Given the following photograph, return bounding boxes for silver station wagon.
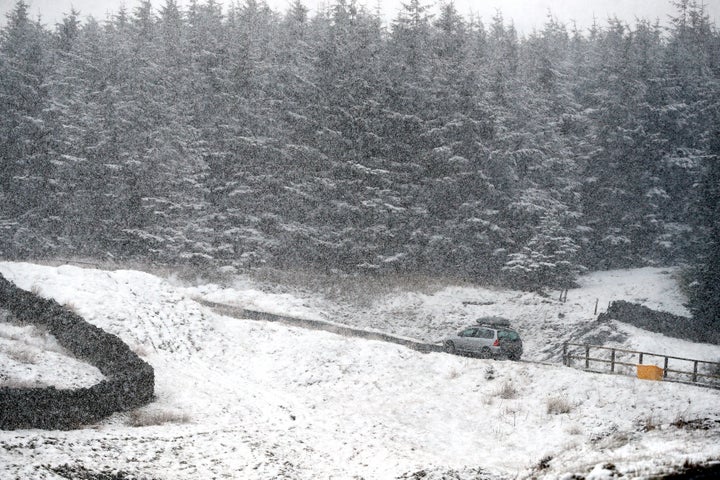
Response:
[443,318,523,360]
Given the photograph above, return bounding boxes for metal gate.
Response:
[562,342,720,388]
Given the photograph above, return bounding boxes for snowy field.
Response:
[1,261,719,479]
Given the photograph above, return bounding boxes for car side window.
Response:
[498,330,519,340]
[476,328,494,339]
[459,328,477,337]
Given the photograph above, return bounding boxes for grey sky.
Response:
[1,0,719,33]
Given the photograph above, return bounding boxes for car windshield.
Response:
[498,330,519,341]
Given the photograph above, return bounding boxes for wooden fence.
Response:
[562,342,720,388]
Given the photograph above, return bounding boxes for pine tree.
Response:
[670,1,720,334]
[574,18,670,269]
[687,131,720,336]
[0,1,52,256]
[43,13,101,255]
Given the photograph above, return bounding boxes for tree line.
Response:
[0,0,718,323]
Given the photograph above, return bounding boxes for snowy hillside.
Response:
[1,262,719,479]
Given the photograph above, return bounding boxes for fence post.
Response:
[585,344,590,369]
[594,298,599,315]
[562,343,568,366]
[559,289,568,303]
[663,357,669,379]
[639,352,644,364]
[693,361,698,383]
[610,349,616,373]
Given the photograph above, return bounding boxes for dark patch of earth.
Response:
[45,464,156,480]
[396,467,502,480]
[658,461,720,479]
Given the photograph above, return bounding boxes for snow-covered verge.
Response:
[1,262,719,479]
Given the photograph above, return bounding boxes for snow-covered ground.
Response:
[0,318,104,390]
[1,261,719,479]
[190,266,715,364]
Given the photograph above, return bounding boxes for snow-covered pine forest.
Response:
[0,0,719,327]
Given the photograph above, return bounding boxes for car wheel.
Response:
[444,341,456,354]
[480,347,492,359]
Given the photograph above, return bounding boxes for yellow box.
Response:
[637,364,664,381]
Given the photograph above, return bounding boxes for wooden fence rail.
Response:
[562,342,720,388]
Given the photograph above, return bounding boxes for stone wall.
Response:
[0,273,154,430]
[598,300,719,345]
[198,298,445,354]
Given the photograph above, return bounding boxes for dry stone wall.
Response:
[0,273,154,430]
[598,300,719,345]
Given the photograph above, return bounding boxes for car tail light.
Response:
[493,338,499,347]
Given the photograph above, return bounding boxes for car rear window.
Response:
[498,330,520,341]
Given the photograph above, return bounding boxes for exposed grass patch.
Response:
[446,367,461,380]
[63,301,80,314]
[546,396,574,415]
[566,424,582,435]
[536,455,552,471]
[639,414,659,432]
[5,346,39,364]
[671,417,720,430]
[128,408,191,427]
[495,382,517,399]
[47,463,138,480]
